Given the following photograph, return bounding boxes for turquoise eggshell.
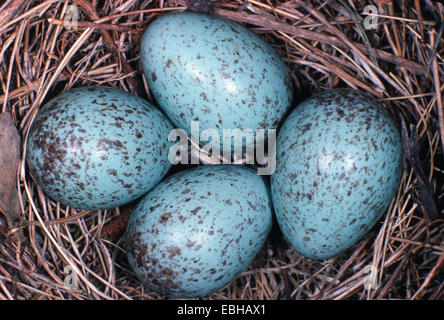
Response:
[126,165,272,298]
[140,11,293,150]
[26,86,174,210]
[271,89,403,259]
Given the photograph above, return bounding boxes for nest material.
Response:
[0,0,443,300]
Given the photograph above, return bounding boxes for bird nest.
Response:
[0,0,443,300]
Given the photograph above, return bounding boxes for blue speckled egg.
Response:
[140,11,293,150]
[271,89,403,260]
[126,165,272,298]
[26,86,174,210]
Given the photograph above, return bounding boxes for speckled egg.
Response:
[140,11,293,150]
[126,165,272,298]
[271,89,403,260]
[26,86,174,210]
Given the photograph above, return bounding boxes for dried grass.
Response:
[0,0,443,300]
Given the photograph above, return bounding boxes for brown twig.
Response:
[412,254,444,299]
[0,0,31,30]
[214,8,426,75]
[431,31,444,164]
[47,18,143,32]
[73,0,142,94]
[0,0,442,301]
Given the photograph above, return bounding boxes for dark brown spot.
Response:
[149,204,161,212]
[167,246,181,258]
[191,206,202,214]
[246,200,256,211]
[159,212,171,224]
